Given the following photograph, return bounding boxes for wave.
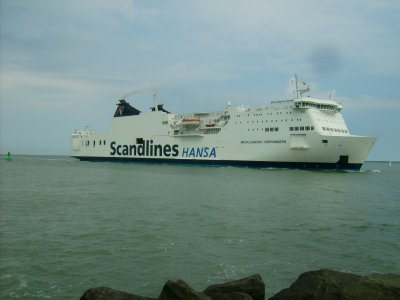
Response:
[21,156,76,162]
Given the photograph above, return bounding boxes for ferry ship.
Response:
[71,77,376,170]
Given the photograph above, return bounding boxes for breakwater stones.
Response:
[80,274,263,300]
[270,269,400,300]
[80,269,400,300]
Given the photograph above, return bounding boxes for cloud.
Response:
[176,1,400,76]
[2,1,399,87]
[341,95,400,110]
[1,70,110,106]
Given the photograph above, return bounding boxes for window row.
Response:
[289,126,314,131]
[235,118,302,125]
[322,127,348,133]
[247,127,279,132]
[83,140,107,147]
[236,111,292,117]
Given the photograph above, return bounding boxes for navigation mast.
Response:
[294,74,310,98]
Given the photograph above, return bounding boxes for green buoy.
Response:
[6,152,13,161]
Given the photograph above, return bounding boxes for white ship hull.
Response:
[71,97,376,170]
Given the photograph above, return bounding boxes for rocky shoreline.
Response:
[80,269,400,300]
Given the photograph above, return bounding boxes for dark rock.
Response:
[342,273,400,300]
[269,269,400,300]
[211,292,253,300]
[203,274,265,300]
[159,279,211,300]
[80,287,156,300]
[269,269,360,300]
[80,270,400,300]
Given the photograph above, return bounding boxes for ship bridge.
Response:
[293,98,342,112]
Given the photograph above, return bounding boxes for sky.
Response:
[1,0,399,160]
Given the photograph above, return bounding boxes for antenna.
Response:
[153,94,158,111]
[294,74,310,98]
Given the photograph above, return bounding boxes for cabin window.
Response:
[305,126,310,131]
[322,140,328,144]
[265,128,269,132]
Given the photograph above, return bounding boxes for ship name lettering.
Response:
[182,147,216,158]
[240,140,287,144]
[110,141,179,157]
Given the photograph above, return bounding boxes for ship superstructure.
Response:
[71,78,376,170]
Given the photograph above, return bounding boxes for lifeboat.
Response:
[180,118,201,126]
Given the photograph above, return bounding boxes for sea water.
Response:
[0,156,399,299]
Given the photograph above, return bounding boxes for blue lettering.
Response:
[209,148,216,158]
[189,148,196,158]
[196,148,203,157]
[182,147,189,157]
[203,147,209,157]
